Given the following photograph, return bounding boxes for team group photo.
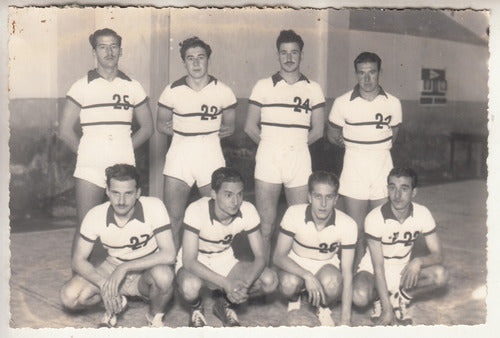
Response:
[7,5,489,330]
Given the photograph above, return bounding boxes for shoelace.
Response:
[192,309,207,326]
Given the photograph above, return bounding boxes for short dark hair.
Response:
[89,28,122,49]
[308,171,340,194]
[105,164,139,188]
[354,52,382,71]
[387,167,418,189]
[179,36,212,60]
[211,167,244,192]
[276,30,304,51]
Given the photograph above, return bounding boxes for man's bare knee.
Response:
[260,269,278,293]
[318,266,342,301]
[432,265,449,288]
[352,271,375,307]
[178,271,203,302]
[60,280,82,310]
[279,272,302,297]
[149,264,174,293]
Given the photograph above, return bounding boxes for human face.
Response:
[184,46,209,79]
[93,35,122,70]
[212,181,244,219]
[387,176,416,212]
[308,182,338,221]
[106,178,140,219]
[355,62,380,94]
[278,42,302,73]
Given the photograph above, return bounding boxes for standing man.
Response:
[59,164,176,327]
[176,167,278,327]
[353,168,448,325]
[327,52,402,269]
[58,28,154,250]
[157,37,237,249]
[244,30,325,259]
[273,171,358,326]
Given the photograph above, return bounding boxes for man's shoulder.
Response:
[365,204,384,220]
[138,196,164,208]
[239,200,259,217]
[335,208,357,226]
[186,196,210,212]
[252,76,273,88]
[334,89,355,103]
[411,202,433,218]
[83,201,110,224]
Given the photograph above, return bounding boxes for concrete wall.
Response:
[8,7,488,219]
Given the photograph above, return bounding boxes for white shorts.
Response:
[96,256,143,297]
[74,133,135,188]
[288,250,340,276]
[339,148,393,200]
[255,142,311,188]
[163,135,225,187]
[175,247,239,278]
[357,252,406,294]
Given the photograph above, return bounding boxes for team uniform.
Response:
[358,202,436,293]
[176,197,260,277]
[78,196,171,296]
[280,204,357,275]
[158,76,237,187]
[249,73,325,188]
[66,69,148,188]
[328,85,402,199]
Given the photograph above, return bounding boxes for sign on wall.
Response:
[420,68,447,105]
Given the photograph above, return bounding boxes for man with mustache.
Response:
[245,30,326,261]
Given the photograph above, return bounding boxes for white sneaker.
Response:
[370,299,382,319]
[146,312,165,327]
[287,297,301,312]
[395,295,412,325]
[98,296,127,328]
[317,307,335,327]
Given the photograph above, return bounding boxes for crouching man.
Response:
[353,167,449,325]
[60,164,176,327]
[176,167,278,327]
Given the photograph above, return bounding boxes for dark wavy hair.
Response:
[211,167,244,192]
[89,28,122,49]
[179,36,212,60]
[276,30,304,51]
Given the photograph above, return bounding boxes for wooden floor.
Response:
[8,180,488,332]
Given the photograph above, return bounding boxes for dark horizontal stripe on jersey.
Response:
[245,224,260,235]
[383,250,411,260]
[423,228,436,236]
[173,129,219,136]
[381,239,417,245]
[279,227,295,238]
[248,99,262,107]
[294,238,323,251]
[116,247,159,262]
[260,122,310,130]
[343,136,393,145]
[81,121,131,127]
[199,236,233,245]
[153,224,172,235]
[341,244,356,249]
[183,223,200,235]
[80,233,96,243]
[134,96,149,108]
[103,235,154,249]
[328,121,342,129]
[199,247,229,255]
[312,102,326,110]
[366,233,381,241]
[82,103,133,109]
[172,111,223,118]
[223,102,238,110]
[345,121,386,126]
[392,123,402,129]
[66,95,82,108]
[158,102,173,110]
[261,103,311,111]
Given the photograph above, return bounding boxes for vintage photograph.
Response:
[4,1,493,334]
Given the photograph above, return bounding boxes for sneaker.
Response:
[213,297,241,327]
[395,295,412,325]
[287,297,301,312]
[189,306,207,328]
[370,299,382,320]
[146,312,165,327]
[316,307,335,327]
[97,296,127,328]
[98,312,117,328]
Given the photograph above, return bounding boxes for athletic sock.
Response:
[399,287,413,301]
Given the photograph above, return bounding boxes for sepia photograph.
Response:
[2,0,498,336]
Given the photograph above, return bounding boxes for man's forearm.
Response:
[72,259,106,289]
[243,256,266,286]
[185,259,227,290]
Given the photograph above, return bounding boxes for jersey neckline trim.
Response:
[208,198,242,225]
[171,75,218,89]
[106,199,145,227]
[87,69,132,83]
[381,201,414,223]
[350,84,388,101]
[271,72,310,86]
[304,204,336,228]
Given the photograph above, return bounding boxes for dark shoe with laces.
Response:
[213,297,241,327]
